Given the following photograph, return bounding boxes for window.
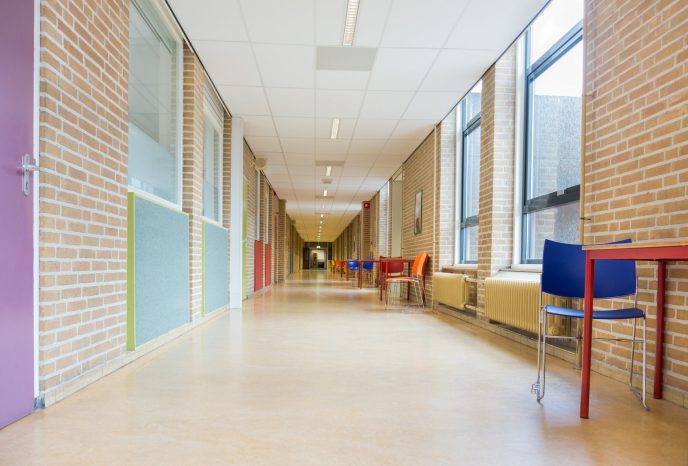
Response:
[128,0,182,204]
[456,81,481,264]
[522,0,583,263]
[203,86,224,222]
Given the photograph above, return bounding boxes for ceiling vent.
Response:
[316,47,377,71]
[255,158,267,170]
[322,177,333,185]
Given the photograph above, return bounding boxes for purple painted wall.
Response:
[0,0,35,427]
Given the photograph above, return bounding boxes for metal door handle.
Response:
[18,154,39,196]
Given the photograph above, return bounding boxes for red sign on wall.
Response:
[363,202,370,209]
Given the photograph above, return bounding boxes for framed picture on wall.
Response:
[414,189,422,235]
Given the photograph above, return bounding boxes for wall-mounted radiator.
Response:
[433,273,469,310]
[484,273,540,334]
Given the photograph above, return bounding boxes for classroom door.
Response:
[0,0,36,428]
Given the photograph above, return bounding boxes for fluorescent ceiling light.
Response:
[330,119,340,139]
[342,0,360,46]
[323,189,328,197]
[320,213,324,218]
[326,166,332,176]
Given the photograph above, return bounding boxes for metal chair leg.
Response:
[642,317,647,409]
[532,302,544,400]
[538,310,548,402]
[630,318,637,388]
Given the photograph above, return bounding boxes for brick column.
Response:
[477,47,516,311]
[182,46,205,321]
[277,199,287,282]
[435,111,457,272]
[222,111,232,292]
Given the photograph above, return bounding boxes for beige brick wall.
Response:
[402,133,436,304]
[477,48,516,311]
[583,0,688,405]
[436,112,456,272]
[222,112,232,285]
[38,0,129,395]
[181,46,205,322]
[277,199,287,282]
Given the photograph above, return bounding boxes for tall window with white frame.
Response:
[128,0,182,205]
[203,84,223,223]
[522,0,583,263]
[456,81,482,264]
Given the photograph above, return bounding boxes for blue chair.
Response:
[347,261,359,284]
[532,239,646,408]
[362,259,374,285]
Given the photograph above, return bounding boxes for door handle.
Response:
[18,153,40,196]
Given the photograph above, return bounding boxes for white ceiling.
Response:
[168,0,547,241]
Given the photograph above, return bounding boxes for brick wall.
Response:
[436,113,456,272]
[38,0,129,397]
[583,0,688,405]
[379,183,389,257]
[277,199,287,282]
[222,112,232,286]
[402,133,436,304]
[477,47,516,310]
[181,46,205,322]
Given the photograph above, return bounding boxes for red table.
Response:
[581,241,688,419]
[343,258,415,293]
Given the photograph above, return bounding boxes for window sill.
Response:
[444,264,478,273]
[509,263,542,273]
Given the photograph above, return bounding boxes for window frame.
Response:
[455,83,482,265]
[202,87,224,225]
[127,0,184,208]
[521,18,583,264]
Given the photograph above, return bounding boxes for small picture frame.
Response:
[414,189,422,235]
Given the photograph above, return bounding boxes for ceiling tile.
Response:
[354,0,393,46]
[359,91,414,119]
[266,88,315,117]
[391,119,436,139]
[368,48,438,91]
[243,115,277,137]
[446,0,545,50]
[284,153,315,165]
[348,139,388,155]
[421,49,495,92]
[353,119,398,139]
[403,91,462,120]
[345,154,376,167]
[315,70,370,90]
[219,86,270,116]
[281,137,315,153]
[239,0,314,45]
[315,90,365,118]
[381,0,469,48]
[274,117,315,138]
[247,136,282,153]
[382,138,421,156]
[316,138,350,156]
[315,0,345,45]
[343,166,371,177]
[254,45,315,88]
[194,41,261,87]
[168,0,248,41]
[315,118,356,139]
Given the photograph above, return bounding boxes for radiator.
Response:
[433,272,469,310]
[485,274,540,334]
[484,273,570,335]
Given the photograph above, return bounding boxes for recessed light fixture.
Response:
[342,0,360,46]
[320,213,324,218]
[323,189,328,197]
[325,165,332,176]
[330,119,340,139]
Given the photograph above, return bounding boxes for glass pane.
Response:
[128,2,180,204]
[527,42,582,200]
[203,119,221,221]
[463,125,481,218]
[529,0,583,65]
[464,81,482,124]
[461,225,479,263]
[525,202,579,262]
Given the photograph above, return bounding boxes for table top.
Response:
[583,240,688,251]
[343,258,415,262]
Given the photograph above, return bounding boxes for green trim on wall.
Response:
[126,192,136,351]
[129,190,189,217]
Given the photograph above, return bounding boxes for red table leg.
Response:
[654,260,666,399]
[581,255,595,419]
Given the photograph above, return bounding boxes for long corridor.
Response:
[2,271,688,465]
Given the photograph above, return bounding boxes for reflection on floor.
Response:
[1,270,687,465]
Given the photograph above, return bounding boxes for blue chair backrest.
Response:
[362,259,374,271]
[541,239,636,299]
[348,261,359,270]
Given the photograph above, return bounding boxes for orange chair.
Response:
[335,260,345,276]
[385,253,429,309]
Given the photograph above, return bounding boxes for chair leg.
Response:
[629,318,637,388]
[533,305,544,400]
[538,311,548,402]
[642,317,647,409]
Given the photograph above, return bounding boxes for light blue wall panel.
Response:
[132,194,189,347]
[203,221,229,313]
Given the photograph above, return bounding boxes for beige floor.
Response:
[2,270,688,465]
